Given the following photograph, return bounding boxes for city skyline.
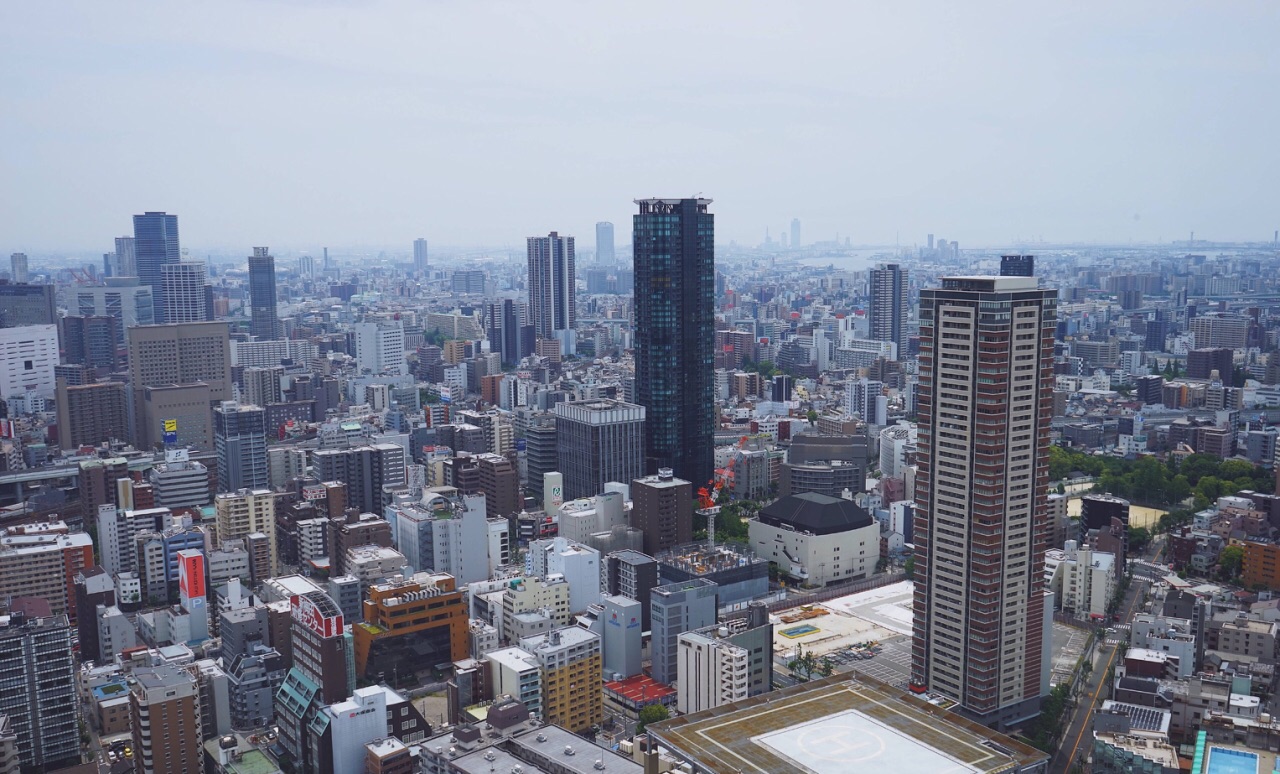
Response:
[3,3,1278,251]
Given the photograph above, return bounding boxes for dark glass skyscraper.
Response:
[633,198,714,489]
[247,247,279,340]
[132,212,180,323]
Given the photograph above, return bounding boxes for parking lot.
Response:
[1050,622,1090,686]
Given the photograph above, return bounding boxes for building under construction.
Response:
[656,541,768,611]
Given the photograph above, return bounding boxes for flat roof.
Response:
[647,674,1047,774]
[603,674,676,704]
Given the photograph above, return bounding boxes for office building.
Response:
[111,235,136,277]
[127,321,232,444]
[604,550,658,631]
[1190,313,1249,350]
[595,221,615,263]
[134,211,181,322]
[247,247,279,340]
[485,299,534,368]
[73,566,116,661]
[526,536,601,615]
[214,489,277,574]
[353,320,406,376]
[0,604,79,771]
[1079,493,1130,576]
[9,253,28,284]
[140,382,214,450]
[869,263,908,355]
[450,270,486,294]
[633,198,714,487]
[0,282,56,328]
[389,490,489,584]
[276,590,353,770]
[1187,347,1234,381]
[0,526,93,620]
[62,314,119,371]
[780,433,867,499]
[554,399,646,500]
[0,323,58,399]
[749,493,879,587]
[352,572,468,678]
[130,665,202,774]
[413,238,429,274]
[631,469,693,557]
[149,449,212,508]
[312,444,406,514]
[521,627,602,734]
[215,401,268,492]
[911,270,1056,727]
[56,380,131,448]
[1000,254,1035,277]
[847,377,887,426]
[242,365,284,408]
[71,278,154,343]
[651,578,718,686]
[526,231,575,342]
[161,261,208,323]
[790,218,801,249]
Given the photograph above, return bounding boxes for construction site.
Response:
[655,541,772,610]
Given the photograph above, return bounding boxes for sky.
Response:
[2,2,1277,255]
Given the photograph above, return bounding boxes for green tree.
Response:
[637,703,669,734]
[818,657,835,678]
[1168,474,1192,504]
[1128,526,1152,554]
[1218,545,1244,580]
[904,555,915,579]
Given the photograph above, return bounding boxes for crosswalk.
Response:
[1105,623,1130,646]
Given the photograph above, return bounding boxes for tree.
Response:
[1218,545,1244,580]
[818,657,835,678]
[807,409,819,425]
[1056,482,1067,495]
[788,644,822,682]
[1128,526,1152,554]
[904,555,915,579]
[637,703,669,734]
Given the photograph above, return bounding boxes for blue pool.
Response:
[1206,747,1259,774]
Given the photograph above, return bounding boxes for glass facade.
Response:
[632,199,714,490]
[132,212,179,323]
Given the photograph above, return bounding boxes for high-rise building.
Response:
[631,470,694,557]
[520,627,603,734]
[413,238,429,274]
[160,261,208,323]
[595,221,615,264]
[64,316,119,374]
[486,299,534,368]
[115,236,137,276]
[73,566,116,661]
[633,198,714,487]
[242,365,284,408]
[1000,254,1035,277]
[352,572,468,678]
[0,603,79,771]
[0,324,58,399]
[790,218,801,249]
[526,232,576,342]
[148,449,212,509]
[71,278,154,343]
[127,321,232,445]
[869,263,908,355]
[389,490,489,584]
[911,270,1056,727]
[247,247,279,341]
[353,320,406,376]
[133,212,181,323]
[553,399,646,501]
[0,526,93,620]
[9,253,28,284]
[130,665,202,774]
[0,282,56,327]
[604,549,659,631]
[1187,347,1234,381]
[276,589,353,769]
[56,380,131,448]
[215,401,268,492]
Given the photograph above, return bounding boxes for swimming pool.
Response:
[1206,746,1259,774]
[780,624,820,638]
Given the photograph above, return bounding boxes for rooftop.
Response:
[647,673,1047,774]
[602,674,676,705]
[757,492,875,535]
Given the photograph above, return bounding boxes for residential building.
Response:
[595,221,615,263]
[525,537,601,614]
[486,647,543,719]
[0,604,79,771]
[247,247,279,340]
[353,320,406,376]
[131,665,202,774]
[55,380,131,448]
[160,261,208,322]
[911,269,1056,727]
[312,444,406,514]
[749,492,878,586]
[0,525,93,619]
[633,198,714,487]
[388,489,489,585]
[869,263,908,355]
[1046,541,1115,617]
[215,401,268,492]
[554,399,646,500]
[214,489,277,574]
[526,232,576,343]
[631,470,693,557]
[520,627,602,734]
[604,550,658,631]
[413,238,429,274]
[485,299,533,368]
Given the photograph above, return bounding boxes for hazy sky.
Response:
[3,2,1277,254]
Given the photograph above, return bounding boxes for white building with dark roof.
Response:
[749,492,879,586]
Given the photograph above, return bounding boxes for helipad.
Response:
[647,673,1047,774]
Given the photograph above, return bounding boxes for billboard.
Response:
[293,594,343,639]
[162,418,178,445]
[302,484,328,501]
[177,550,205,600]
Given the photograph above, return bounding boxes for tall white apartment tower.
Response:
[869,263,908,357]
[910,265,1056,728]
[160,262,208,323]
[526,232,576,341]
[413,238,429,274]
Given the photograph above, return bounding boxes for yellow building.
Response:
[521,627,602,734]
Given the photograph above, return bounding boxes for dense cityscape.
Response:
[4,4,1279,774]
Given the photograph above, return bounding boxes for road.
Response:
[1050,540,1162,773]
